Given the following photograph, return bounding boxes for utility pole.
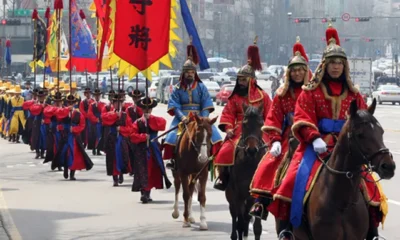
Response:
[396,24,399,78]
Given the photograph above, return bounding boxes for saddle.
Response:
[274,134,300,188]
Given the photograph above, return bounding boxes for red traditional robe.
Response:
[79,98,95,146]
[43,105,60,164]
[250,86,302,197]
[269,80,383,225]
[87,101,106,124]
[214,80,272,166]
[130,115,166,191]
[22,100,35,111]
[101,110,133,175]
[126,103,143,123]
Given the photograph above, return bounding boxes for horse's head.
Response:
[191,113,218,162]
[241,103,264,154]
[347,98,395,179]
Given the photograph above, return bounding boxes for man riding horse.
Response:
[163,42,223,169]
[268,24,387,239]
[213,38,272,191]
[249,37,312,223]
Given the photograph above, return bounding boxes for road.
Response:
[0,101,400,240]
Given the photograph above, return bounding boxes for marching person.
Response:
[213,39,272,191]
[163,42,223,169]
[29,89,48,158]
[249,37,312,221]
[87,88,106,155]
[6,85,26,143]
[268,24,386,239]
[21,88,39,146]
[130,97,167,203]
[126,89,143,123]
[101,92,133,186]
[79,87,94,149]
[52,94,94,180]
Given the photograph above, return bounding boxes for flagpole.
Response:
[109,67,113,90]
[117,76,120,112]
[54,0,63,93]
[68,0,72,95]
[96,12,99,89]
[32,9,38,90]
[43,7,50,90]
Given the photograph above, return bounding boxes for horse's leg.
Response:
[245,198,262,240]
[243,199,252,240]
[180,173,191,228]
[253,218,262,240]
[188,174,196,224]
[172,170,180,219]
[198,170,208,230]
[236,201,245,240]
[226,188,238,240]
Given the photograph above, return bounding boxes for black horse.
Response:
[225,104,266,240]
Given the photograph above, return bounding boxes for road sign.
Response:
[342,13,351,21]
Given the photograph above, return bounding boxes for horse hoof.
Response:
[188,216,195,223]
[182,221,191,228]
[199,221,208,230]
[172,211,179,219]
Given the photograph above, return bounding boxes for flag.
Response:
[45,11,69,72]
[5,39,11,66]
[66,0,97,72]
[179,0,209,70]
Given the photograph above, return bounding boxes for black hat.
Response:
[112,93,124,102]
[129,89,144,98]
[91,88,102,95]
[83,87,91,93]
[65,94,77,103]
[25,80,32,85]
[137,96,157,109]
[32,88,39,96]
[51,92,64,102]
[37,89,46,97]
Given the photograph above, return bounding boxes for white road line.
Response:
[28,164,36,167]
[384,140,397,144]
[5,166,13,168]
[388,199,400,206]
[391,151,400,155]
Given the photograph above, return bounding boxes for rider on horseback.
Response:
[249,37,312,221]
[268,24,386,239]
[162,41,223,169]
[213,38,272,191]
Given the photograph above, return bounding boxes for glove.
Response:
[312,138,327,154]
[270,141,281,157]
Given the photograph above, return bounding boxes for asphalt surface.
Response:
[0,99,400,240]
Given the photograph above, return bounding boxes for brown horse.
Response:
[293,99,396,240]
[226,104,266,240]
[171,114,218,230]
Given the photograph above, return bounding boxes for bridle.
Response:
[183,122,210,160]
[319,120,391,180]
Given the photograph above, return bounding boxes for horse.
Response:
[171,113,218,230]
[226,104,266,240]
[293,99,396,240]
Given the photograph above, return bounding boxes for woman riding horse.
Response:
[249,37,311,228]
[268,24,392,239]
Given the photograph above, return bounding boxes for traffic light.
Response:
[355,17,370,22]
[1,19,6,25]
[322,18,336,23]
[1,19,21,25]
[294,18,310,23]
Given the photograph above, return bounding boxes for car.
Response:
[216,84,234,106]
[197,72,216,81]
[372,84,400,105]
[203,81,220,101]
[162,75,180,103]
[147,80,159,99]
[256,70,276,80]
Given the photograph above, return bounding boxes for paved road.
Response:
[0,101,400,240]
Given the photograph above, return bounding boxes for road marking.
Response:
[28,164,36,167]
[5,166,13,168]
[384,140,397,144]
[391,151,400,155]
[0,185,22,240]
[388,199,400,206]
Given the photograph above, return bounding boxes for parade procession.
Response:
[0,0,399,239]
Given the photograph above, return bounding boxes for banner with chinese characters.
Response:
[109,0,181,80]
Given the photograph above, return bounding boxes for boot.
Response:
[277,220,294,240]
[366,226,379,240]
[166,159,175,170]
[58,167,63,171]
[63,167,69,179]
[249,198,271,220]
[113,176,118,186]
[118,174,124,184]
[40,149,45,159]
[96,149,102,155]
[12,135,16,142]
[15,135,20,143]
[69,170,76,181]
[8,135,11,142]
[35,150,40,159]
[92,148,96,156]
[140,189,149,204]
[147,190,153,202]
[213,166,228,191]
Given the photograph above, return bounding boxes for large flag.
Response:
[109,0,181,80]
[45,11,69,72]
[66,0,97,72]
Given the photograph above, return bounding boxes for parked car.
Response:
[197,72,216,81]
[216,84,234,106]
[148,80,159,99]
[203,81,220,101]
[372,84,400,105]
[162,75,180,103]
[256,70,276,80]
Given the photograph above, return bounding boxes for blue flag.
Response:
[5,44,11,65]
[179,0,210,70]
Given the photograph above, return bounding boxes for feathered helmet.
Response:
[182,36,199,72]
[237,36,262,79]
[323,23,347,59]
[277,36,311,97]
[305,23,357,93]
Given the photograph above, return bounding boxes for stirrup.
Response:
[249,202,264,219]
[278,230,294,240]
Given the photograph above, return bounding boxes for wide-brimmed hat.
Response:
[32,88,40,96]
[51,92,64,102]
[129,89,144,98]
[37,89,46,97]
[83,87,91,93]
[137,96,157,109]
[91,88,102,95]
[71,82,77,89]
[65,94,77,103]
[14,85,22,94]
[25,80,32,85]
[112,93,124,102]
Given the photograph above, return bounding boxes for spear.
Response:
[68,0,73,96]
[110,67,113,90]
[31,9,38,90]
[54,0,63,93]
[96,11,100,89]
[43,7,51,90]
